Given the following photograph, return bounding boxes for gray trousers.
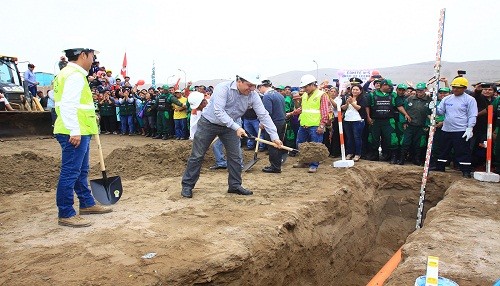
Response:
[182,116,243,190]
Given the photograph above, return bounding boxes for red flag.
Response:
[120,52,127,78]
[173,78,181,90]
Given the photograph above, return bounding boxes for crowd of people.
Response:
[33,57,500,178]
[83,64,500,177]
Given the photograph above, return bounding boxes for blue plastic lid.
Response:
[414,276,459,286]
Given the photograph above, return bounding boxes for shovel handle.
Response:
[254,137,297,152]
[94,133,106,172]
[254,128,262,153]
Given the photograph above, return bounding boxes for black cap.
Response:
[481,82,495,89]
[349,77,363,85]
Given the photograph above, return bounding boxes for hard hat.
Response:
[416,82,427,90]
[162,84,170,90]
[174,89,182,93]
[438,87,451,93]
[188,91,204,109]
[299,74,317,87]
[237,73,261,85]
[63,47,100,57]
[450,77,469,88]
[397,83,408,89]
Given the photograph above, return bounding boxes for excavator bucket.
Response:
[0,111,53,138]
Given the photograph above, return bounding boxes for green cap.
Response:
[438,87,451,93]
[277,85,285,90]
[162,84,170,90]
[416,82,427,90]
[397,83,408,90]
[380,79,393,86]
[189,86,196,91]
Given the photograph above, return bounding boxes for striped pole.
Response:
[416,8,446,229]
[337,104,346,160]
[486,105,493,173]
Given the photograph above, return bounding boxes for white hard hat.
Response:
[188,91,204,109]
[299,74,317,87]
[237,73,261,85]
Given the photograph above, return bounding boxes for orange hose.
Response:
[366,246,403,286]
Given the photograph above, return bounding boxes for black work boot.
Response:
[397,150,407,165]
[429,160,446,172]
[390,150,398,165]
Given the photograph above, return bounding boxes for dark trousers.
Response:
[100,115,116,133]
[264,120,285,170]
[182,116,243,190]
[323,117,341,157]
[156,111,168,135]
[401,125,425,157]
[368,118,398,155]
[436,131,472,172]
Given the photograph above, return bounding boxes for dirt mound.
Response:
[0,151,59,194]
[95,141,220,180]
[297,142,330,164]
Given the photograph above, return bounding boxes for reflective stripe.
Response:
[302,109,320,114]
[458,162,471,165]
[54,102,95,110]
[437,159,447,162]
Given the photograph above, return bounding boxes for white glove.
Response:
[428,101,436,109]
[462,127,473,141]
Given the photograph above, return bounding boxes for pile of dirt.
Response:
[95,141,219,180]
[0,151,59,194]
[297,142,330,164]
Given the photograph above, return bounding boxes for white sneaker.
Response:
[353,155,360,162]
[346,154,354,160]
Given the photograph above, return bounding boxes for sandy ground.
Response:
[0,135,499,286]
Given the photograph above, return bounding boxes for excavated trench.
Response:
[188,168,453,286]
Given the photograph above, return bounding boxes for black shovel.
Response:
[242,128,262,172]
[90,133,123,205]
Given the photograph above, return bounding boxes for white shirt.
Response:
[58,62,87,136]
[189,111,202,140]
[344,103,362,121]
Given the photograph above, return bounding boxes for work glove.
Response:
[462,127,473,141]
[428,101,436,109]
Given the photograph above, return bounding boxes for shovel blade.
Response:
[243,158,260,172]
[90,176,123,205]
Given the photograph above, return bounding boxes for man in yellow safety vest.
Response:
[53,46,112,228]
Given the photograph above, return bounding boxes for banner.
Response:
[121,52,127,78]
[336,69,372,92]
[151,61,156,89]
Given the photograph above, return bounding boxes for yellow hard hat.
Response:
[450,77,468,88]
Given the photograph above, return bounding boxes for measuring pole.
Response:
[416,8,446,229]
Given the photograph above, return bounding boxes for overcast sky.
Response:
[4,0,499,84]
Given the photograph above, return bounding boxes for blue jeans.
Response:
[174,118,188,139]
[296,126,324,168]
[55,135,96,218]
[120,115,134,134]
[213,138,227,167]
[243,118,264,150]
[182,116,243,190]
[344,120,365,156]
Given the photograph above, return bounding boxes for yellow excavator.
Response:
[0,54,52,138]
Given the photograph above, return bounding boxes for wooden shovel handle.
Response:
[94,133,106,172]
[254,137,296,152]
